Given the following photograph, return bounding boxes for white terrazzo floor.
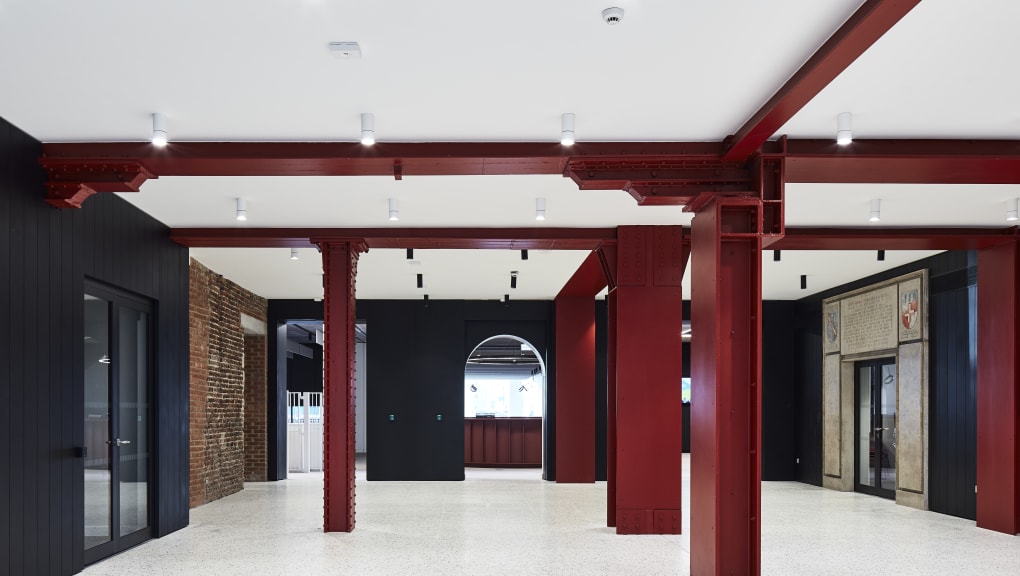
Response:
[83,455,1020,576]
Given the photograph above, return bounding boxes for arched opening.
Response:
[463,335,544,470]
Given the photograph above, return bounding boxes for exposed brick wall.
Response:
[189,259,268,507]
[244,334,267,481]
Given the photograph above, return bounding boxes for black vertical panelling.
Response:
[929,268,978,520]
[0,116,14,576]
[0,116,189,575]
[762,301,799,480]
[594,298,607,481]
[794,298,824,486]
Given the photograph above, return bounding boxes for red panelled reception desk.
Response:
[464,417,542,467]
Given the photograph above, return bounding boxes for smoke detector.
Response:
[329,42,362,59]
[602,7,624,25]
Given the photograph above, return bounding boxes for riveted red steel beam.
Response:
[614,226,684,534]
[779,139,1020,184]
[40,141,726,177]
[316,239,367,532]
[773,227,1019,251]
[40,159,154,208]
[723,0,922,161]
[690,198,764,574]
[976,241,1020,535]
[170,227,618,250]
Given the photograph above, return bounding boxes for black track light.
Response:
[510,271,518,289]
[521,249,529,260]
[773,250,781,262]
[407,248,414,260]
[416,273,423,289]
[877,250,886,261]
[504,294,510,307]
[800,274,807,290]
[424,294,429,307]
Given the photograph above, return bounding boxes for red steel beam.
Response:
[723,0,922,162]
[170,227,618,250]
[780,139,1020,184]
[773,227,1019,251]
[557,250,610,298]
[41,141,725,177]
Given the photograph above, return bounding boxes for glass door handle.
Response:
[107,438,132,446]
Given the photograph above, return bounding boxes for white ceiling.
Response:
[2,0,1016,300]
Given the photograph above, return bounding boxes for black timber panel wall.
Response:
[928,254,978,520]
[0,116,190,576]
[792,251,977,518]
[762,301,799,480]
[358,300,555,481]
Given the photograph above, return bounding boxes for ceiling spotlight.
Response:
[800,274,807,290]
[290,248,299,261]
[235,198,247,221]
[504,294,510,306]
[836,112,853,145]
[877,250,886,261]
[1008,198,1018,222]
[388,198,399,221]
[406,248,414,260]
[361,112,375,145]
[151,113,168,146]
[416,273,423,289]
[424,294,429,307]
[869,198,881,222]
[521,249,529,261]
[535,197,546,221]
[773,250,781,262]
[510,271,518,289]
[561,113,575,146]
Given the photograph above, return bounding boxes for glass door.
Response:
[855,359,897,499]
[83,286,152,564]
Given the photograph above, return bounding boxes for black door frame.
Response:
[854,357,897,500]
[82,280,155,565]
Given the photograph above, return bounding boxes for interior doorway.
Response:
[855,358,898,499]
[82,284,153,564]
[463,335,544,469]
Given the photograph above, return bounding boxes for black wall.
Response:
[0,116,190,575]
[762,301,799,480]
[358,300,556,481]
[791,251,977,520]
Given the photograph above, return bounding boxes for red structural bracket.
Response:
[315,239,367,533]
[566,158,752,206]
[40,159,154,208]
[723,0,922,161]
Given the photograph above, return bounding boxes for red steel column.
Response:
[606,289,618,526]
[614,226,684,534]
[316,240,366,532]
[976,240,1020,534]
[554,296,596,482]
[690,198,763,575]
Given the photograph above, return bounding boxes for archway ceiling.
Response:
[2,0,1016,299]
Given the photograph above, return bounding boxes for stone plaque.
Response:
[840,285,898,355]
[899,277,923,342]
[823,301,841,354]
